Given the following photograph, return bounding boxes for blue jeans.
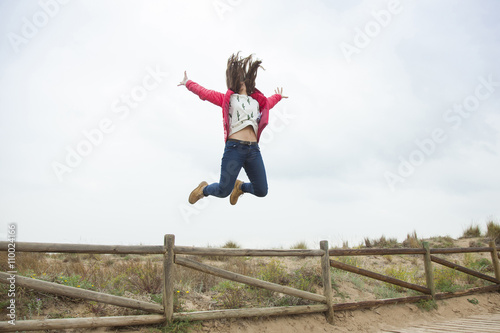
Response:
[203,140,268,198]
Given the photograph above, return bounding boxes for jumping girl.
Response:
[178,52,288,205]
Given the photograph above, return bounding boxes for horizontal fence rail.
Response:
[0,315,166,332]
[174,246,324,257]
[173,304,329,321]
[430,247,499,254]
[0,241,164,254]
[329,248,426,256]
[1,236,499,332]
[328,246,500,256]
[332,295,432,311]
[435,284,500,300]
[3,241,498,257]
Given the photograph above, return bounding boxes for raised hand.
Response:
[275,87,288,98]
[178,71,188,86]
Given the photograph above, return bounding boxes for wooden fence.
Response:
[1,235,500,332]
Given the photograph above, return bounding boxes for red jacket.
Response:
[185,80,282,142]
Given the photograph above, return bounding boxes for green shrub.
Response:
[462,224,482,238]
[56,274,95,290]
[26,297,43,318]
[402,231,421,248]
[62,253,81,263]
[212,281,246,309]
[290,241,308,250]
[434,267,462,292]
[365,235,399,248]
[247,260,321,306]
[290,265,321,293]
[222,240,240,249]
[467,297,479,305]
[104,272,128,296]
[350,275,366,290]
[373,285,403,299]
[335,256,360,267]
[431,236,455,248]
[125,259,162,294]
[175,264,220,293]
[384,266,420,292]
[417,299,438,311]
[464,254,493,273]
[161,319,201,333]
[468,239,485,247]
[487,221,500,243]
[173,291,186,312]
[151,293,163,304]
[257,259,289,285]
[274,295,304,306]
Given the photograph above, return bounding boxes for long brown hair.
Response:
[226,52,263,94]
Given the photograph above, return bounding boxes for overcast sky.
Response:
[1,0,499,249]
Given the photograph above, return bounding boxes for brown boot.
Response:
[189,181,208,204]
[230,180,244,205]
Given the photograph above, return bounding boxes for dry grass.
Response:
[487,220,500,244]
[221,240,240,249]
[290,241,308,250]
[402,231,421,248]
[363,235,399,248]
[428,236,455,248]
[0,233,497,330]
[462,223,482,238]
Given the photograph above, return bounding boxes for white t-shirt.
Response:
[228,94,261,136]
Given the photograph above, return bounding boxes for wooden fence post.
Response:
[163,234,175,324]
[489,240,500,282]
[320,240,334,324]
[422,242,435,298]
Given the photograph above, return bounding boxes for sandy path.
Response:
[193,293,500,333]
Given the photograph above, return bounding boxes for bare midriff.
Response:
[228,125,257,142]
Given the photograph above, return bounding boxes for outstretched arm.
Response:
[177,71,188,86]
[274,87,288,99]
[265,87,288,110]
[178,71,224,107]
